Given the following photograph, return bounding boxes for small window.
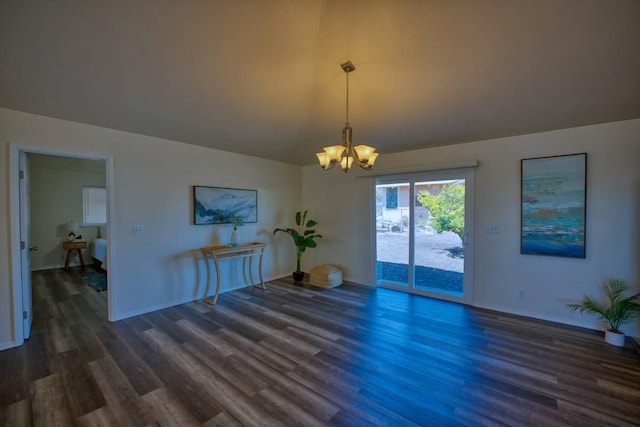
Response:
[386,187,398,209]
[83,186,106,225]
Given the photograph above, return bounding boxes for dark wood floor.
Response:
[1,269,639,426]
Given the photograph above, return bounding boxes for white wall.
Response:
[2,109,638,350]
[0,108,301,349]
[30,161,106,270]
[303,119,640,336]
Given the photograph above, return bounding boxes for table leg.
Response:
[203,255,214,305]
[212,257,222,305]
[242,257,250,287]
[258,251,265,290]
[201,246,267,304]
[77,249,86,274]
[64,250,72,270]
[248,256,256,287]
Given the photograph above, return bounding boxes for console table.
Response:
[200,242,266,305]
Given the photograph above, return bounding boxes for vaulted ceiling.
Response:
[1,1,639,165]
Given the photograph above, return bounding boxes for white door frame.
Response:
[374,167,475,305]
[9,144,116,347]
[19,151,33,339]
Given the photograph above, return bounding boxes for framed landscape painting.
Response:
[193,186,257,225]
[521,153,587,258]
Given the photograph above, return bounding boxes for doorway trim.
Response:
[9,144,116,348]
[374,167,475,305]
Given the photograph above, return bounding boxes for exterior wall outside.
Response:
[377,183,449,230]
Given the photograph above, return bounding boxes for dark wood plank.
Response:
[0,343,27,407]
[0,398,32,427]
[31,374,73,426]
[87,356,156,426]
[140,387,202,427]
[54,349,107,418]
[96,331,163,396]
[1,269,639,426]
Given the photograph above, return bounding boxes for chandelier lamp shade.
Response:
[316,61,379,173]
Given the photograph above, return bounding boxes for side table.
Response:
[63,240,86,273]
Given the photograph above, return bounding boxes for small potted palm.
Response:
[273,210,322,282]
[566,278,640,346]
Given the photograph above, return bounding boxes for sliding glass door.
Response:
[376,182,410,287]
[375,169,474,303]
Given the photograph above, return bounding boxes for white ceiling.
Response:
[1,0,639,165]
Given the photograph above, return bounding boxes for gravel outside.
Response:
[376,229,464,292]
[377,229,463,271]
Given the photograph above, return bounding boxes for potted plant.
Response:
[229,213,243,247]
[566,278,640,346]
[273,210,322,282]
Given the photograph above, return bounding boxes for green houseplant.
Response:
[273,210,322,282]
[566,278,640,346]
[230,213,244,231]
[229,213,243,247]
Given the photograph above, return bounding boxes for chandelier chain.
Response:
[345,71,350,125]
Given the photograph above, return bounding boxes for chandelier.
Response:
[316,61,378,172]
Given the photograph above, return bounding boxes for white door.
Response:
[19,152,33,339]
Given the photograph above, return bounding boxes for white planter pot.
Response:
[230,229,239,246]
[605,329,626,347]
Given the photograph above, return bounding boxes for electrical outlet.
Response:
[133,224,144,235]
[518,289,525,299]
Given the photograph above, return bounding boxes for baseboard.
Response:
[472,301,603,332]
[31,263,83,271]
[0,340,19,351]
[32,264,64,271]
[113,272,288,321]
[273,270,370,288]
[114,297,194,321]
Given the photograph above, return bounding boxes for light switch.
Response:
[133,225,144,235]
[484,225,499,233]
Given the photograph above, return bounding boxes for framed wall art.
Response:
[521,153,587,258]
[193,186,257,225]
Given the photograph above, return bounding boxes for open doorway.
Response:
[29,154,107,269]
[9,147,112,346]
